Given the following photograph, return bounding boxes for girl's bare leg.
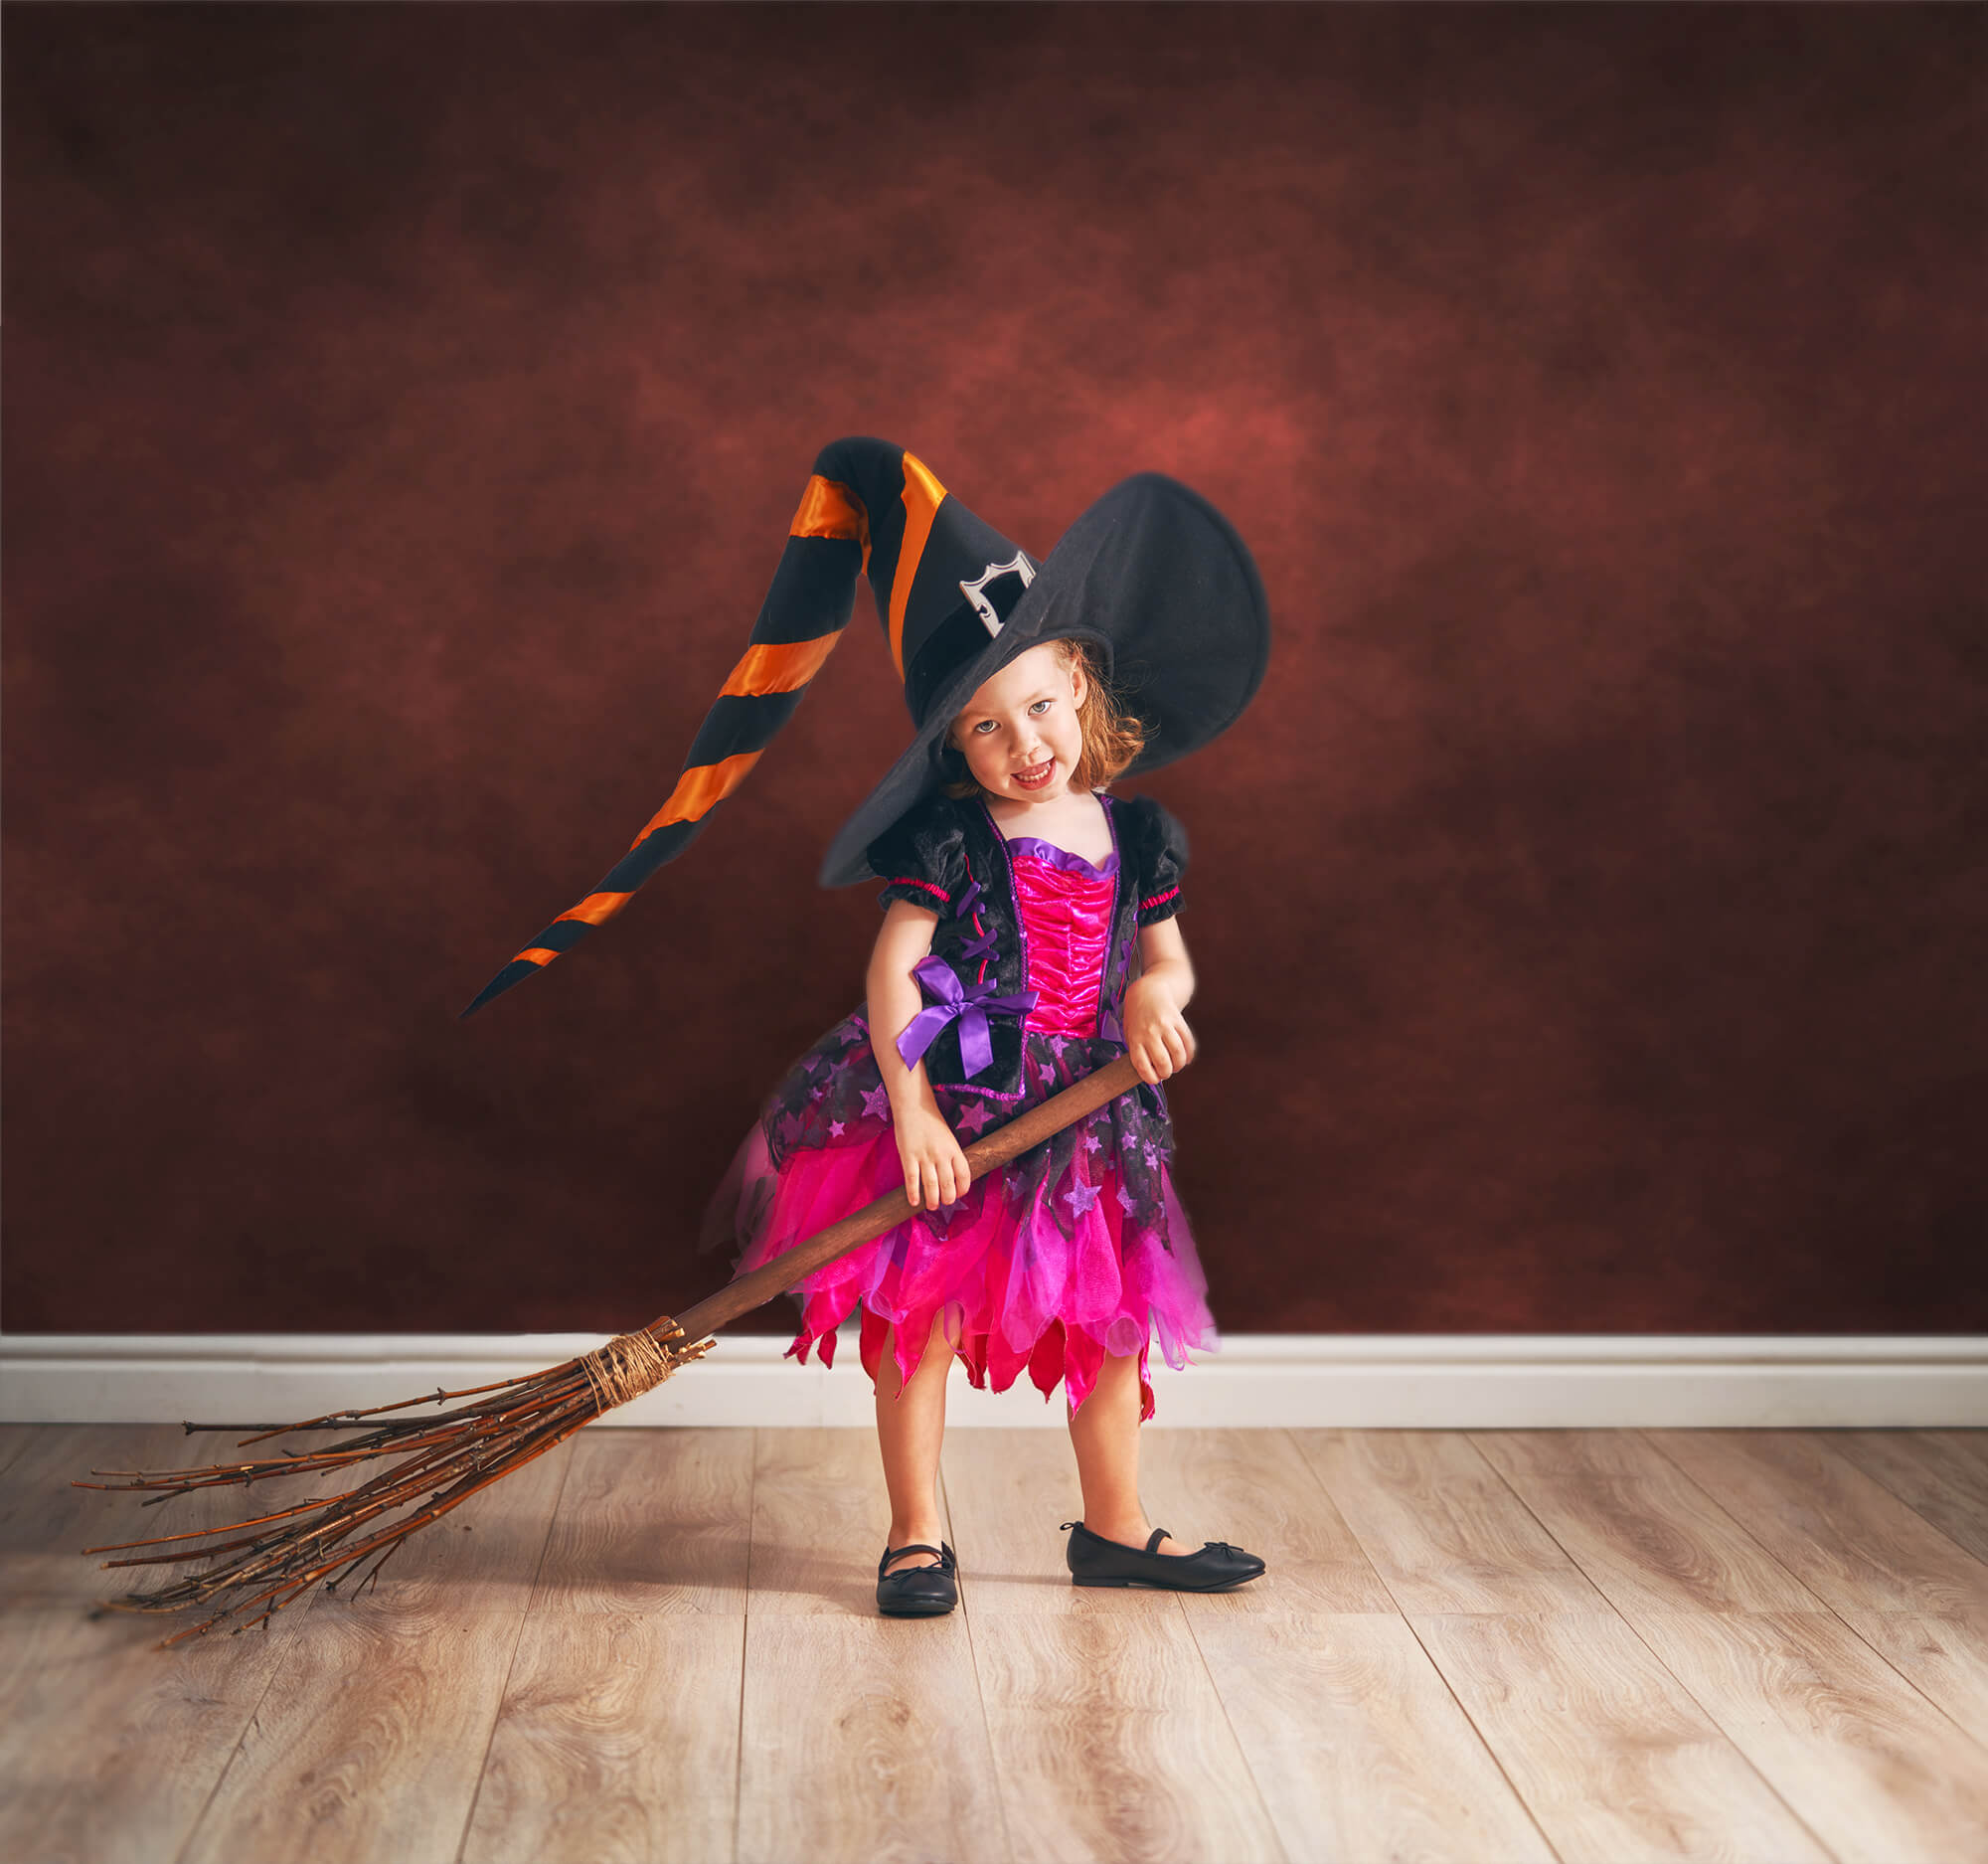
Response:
[1068,1347,1184,1555]
[874,1307,954,1574]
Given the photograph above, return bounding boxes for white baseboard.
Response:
[2,1331,1983,1429]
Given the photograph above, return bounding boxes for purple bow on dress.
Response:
[896,955,1038,1079]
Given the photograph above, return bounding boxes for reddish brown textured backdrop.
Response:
[5,4,1983,1337]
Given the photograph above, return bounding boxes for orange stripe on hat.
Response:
[888,452,947,679]
[717,632,841,699]
[555,891,633,928]
[790,474,871,575]
[628,749,762,847]
[466,450,902,1020]
[508,890,634,965]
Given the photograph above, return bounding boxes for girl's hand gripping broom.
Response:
[72,1055,1148,1647]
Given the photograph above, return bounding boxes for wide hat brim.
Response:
[818,472,1270,888]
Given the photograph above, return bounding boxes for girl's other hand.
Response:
[1123,976,1197,1086]
[895,1104,972,1210]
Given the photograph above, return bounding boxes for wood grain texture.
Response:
[1832,1610,1988,1754]
[9,1423,1988,1864]
[0,1424,35,1484]
[526,1425,751,1612]
[9,1423,230,1610]
[1929,1428,1988,1478]
[1412,1610,1830,1862]
[1293,1429,1609,1614]
[1191,1611,1555,1863]
[739,1613,1006,1864]
[1829,1428,1988,1567]
[178,1436,576,1864]
[970,1610,1284,1864]
[1648,1430,1988,1615]
[180,1598,522,1864]
[1471,1429,1821,1614]
[461,1610,746,1864]
[1136,1427,1398,1616]
[1630,1609,1988,1864]
[0,1426,320,1864]
[748,1426,950,1616]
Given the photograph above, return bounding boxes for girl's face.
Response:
[948,640,1088,805]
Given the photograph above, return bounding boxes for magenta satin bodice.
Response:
[1007,837,1119,1039]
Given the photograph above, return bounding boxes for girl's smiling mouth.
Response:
[1014,758,1056,788]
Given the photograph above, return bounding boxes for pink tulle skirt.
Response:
[700,1010,1219,1420]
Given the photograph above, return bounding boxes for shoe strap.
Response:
[1063,1522,1181,1555]
[1064,1521,1251,1562]
[880,1542,951,1576]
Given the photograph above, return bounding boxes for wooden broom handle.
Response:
[658,1053,1146,1344]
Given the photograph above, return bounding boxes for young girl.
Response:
[467,437,1270,1615]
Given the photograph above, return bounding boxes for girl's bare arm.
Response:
[867,900,972,1209]
[1124,918,1197,1084]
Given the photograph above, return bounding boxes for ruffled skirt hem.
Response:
[702,1014,1219,1421]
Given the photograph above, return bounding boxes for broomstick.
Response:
[73,1054,1146,1647]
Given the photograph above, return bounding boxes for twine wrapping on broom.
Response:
[73,1053,1151,1646]
[579,1326,717,1412]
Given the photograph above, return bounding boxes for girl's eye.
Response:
[1030,699,1053,715]
[973,720,997,735]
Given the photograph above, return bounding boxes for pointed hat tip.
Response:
[458,959,542,1020]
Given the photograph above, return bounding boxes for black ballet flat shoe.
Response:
[876,1540,958,1616]
[1060,1520,1266,1592]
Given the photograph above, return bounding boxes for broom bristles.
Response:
[74,1325,715,1646]
[72,1055,1144,1648]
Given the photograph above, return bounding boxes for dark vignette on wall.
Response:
[5,4,1984,1335]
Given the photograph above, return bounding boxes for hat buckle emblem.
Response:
[958,551,1037,637]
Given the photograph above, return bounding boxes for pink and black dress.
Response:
[700,787,1218,1421]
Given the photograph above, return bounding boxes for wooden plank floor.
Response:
[2,1425,1983,1863]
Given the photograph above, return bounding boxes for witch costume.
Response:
[466,435,1269,1423]
[703,783,1203,1419]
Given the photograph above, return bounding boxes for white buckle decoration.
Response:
[959,552,1037,637]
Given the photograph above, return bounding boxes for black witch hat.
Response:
[463,436,1268,1016]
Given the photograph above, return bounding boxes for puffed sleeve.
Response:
[1123,794,1189,927]
[866,793,969,915]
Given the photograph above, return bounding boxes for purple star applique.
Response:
[1116,1184,1138,1216]
[1062,1180,1100,1219]
[860,1085,891,1122]
[956,1101,997,1136]
[1081,1130,1102,1154]
[829,1119,846,1138]
[807,1085,825,1101]
[1142,1142,1159,1167]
